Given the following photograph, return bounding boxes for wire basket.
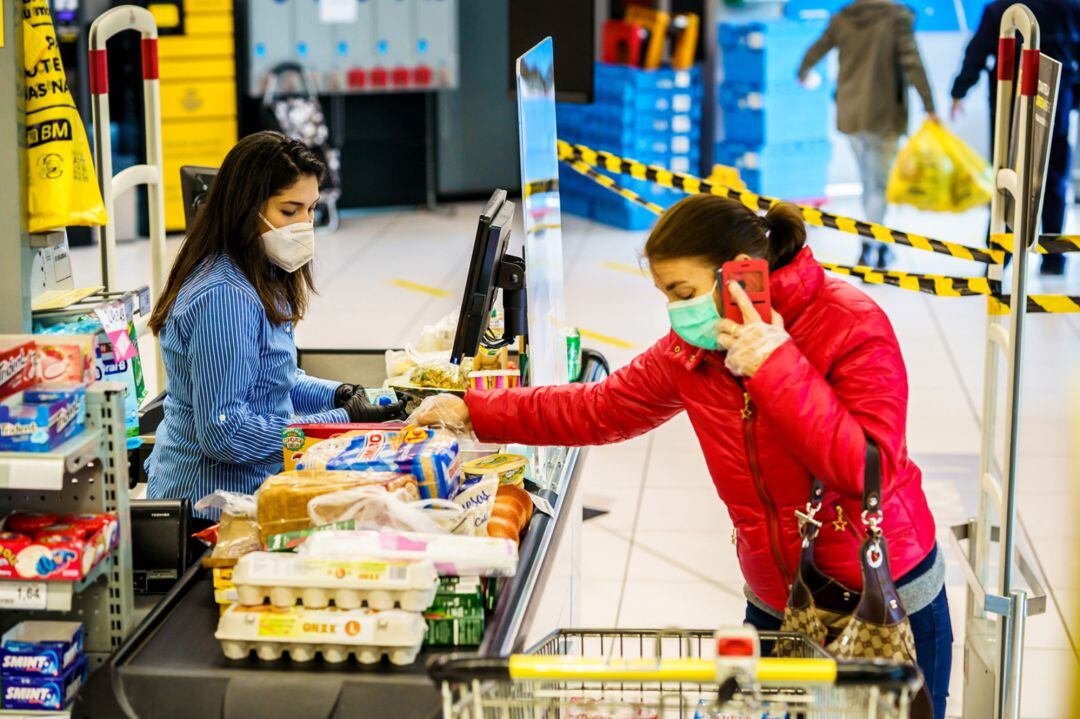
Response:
[430,629,919,719]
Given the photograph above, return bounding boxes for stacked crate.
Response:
[716,20,832,202]
[558,63,702,231]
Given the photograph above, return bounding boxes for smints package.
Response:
[2,655,87,711]
[1,622,84,678]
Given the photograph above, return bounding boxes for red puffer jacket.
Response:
[464,247,936,611]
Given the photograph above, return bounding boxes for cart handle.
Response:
[427,654,920,689]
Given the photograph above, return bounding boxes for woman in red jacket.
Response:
[418,195,951,716]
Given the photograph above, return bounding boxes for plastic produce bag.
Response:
[407,394,476,441]
[256,469,419,543]
[307,485,465,534]
[886,121,992,213]
[194,491,261,564]
[23,0,107,233]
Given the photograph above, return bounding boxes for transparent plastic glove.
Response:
[408,394,473,435]
[717,281,789,378]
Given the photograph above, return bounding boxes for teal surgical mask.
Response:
[666,282,720,350]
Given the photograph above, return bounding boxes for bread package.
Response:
[298,427,461,501]
[255,470,416,544]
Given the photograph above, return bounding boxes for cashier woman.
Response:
[145,131,404,514]
[415,195,952,717]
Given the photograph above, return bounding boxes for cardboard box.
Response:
[0,622,83,678]
[1,654,87,711]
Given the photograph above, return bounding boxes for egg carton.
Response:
[231,552,439,610]
[215,605,425,666]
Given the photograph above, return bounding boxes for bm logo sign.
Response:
[27,119,72,148]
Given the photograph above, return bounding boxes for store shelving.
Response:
[0,383,134,669]
[0,429,103,491]
[0,555,116,613]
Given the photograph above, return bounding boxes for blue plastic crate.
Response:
[595,63,701,92]
[719,20,827,87]
[585,129,701,160]
[715,140,832,201]
[590,194,663,231]
[719,83,830,145]
[589,104,699,135]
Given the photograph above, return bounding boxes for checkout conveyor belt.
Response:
[75,350,608,719]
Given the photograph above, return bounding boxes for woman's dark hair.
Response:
[644,194,806,270]
[149,131,326,334]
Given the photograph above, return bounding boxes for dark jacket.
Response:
[799,0,936,136]
[951,0,1080,108]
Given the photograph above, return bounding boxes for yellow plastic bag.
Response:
[886,121,992,213]
[24,0,107,233]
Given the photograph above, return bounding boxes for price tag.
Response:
[0,581,48,610]
[138,286,152,316]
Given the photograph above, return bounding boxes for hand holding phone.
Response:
[718,259,771,325]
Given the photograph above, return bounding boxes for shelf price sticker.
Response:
[0,581,48,610]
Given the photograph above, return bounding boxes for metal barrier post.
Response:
[88,5,166,377]
[965,5,1049,719]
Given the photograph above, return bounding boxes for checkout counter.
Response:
[77,348,608,719]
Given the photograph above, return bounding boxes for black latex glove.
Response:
[334,383,359,409]
[341,392,408,423]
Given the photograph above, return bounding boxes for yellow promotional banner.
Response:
[23,0,107,233]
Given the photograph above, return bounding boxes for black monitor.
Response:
[450,190,524,365]
[180,165,218,229]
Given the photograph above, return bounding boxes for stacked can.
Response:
[558,63,702,230]
[716,20,832,202]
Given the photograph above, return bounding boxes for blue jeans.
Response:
[745,575,953,718]
[848,131,899,225]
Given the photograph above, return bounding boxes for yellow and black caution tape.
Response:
[523,178,559,198]
[558,140,1006,265]
[990,233,1080,255]
[561,156,1079,314]
[819,263,998,297]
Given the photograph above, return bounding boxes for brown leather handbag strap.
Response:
[863,438,882,516]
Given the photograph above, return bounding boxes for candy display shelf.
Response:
[0,430,103,491]
[0,383,134,669]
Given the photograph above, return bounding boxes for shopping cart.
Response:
[428,628,921,718]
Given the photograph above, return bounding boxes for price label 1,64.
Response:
[0,581,48,610]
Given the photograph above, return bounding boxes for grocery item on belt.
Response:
[297,427,460,501]
[231,551,438,611]
[467,370,520,390]
[299,529,518,578]
[0,339,39,402]
[305,485,440,532]
[451,475,498,536]
[281,422,406,472]
[0,622,83,678]
[1,655,87,711]
[486,484,534,545]
[462,453,528,489]
[408,362,468,391]
[0,384,86,452]
[215,605,426,665]
[255,470,417,544]
[423,607,484,646]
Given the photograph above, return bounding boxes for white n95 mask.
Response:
[259,212,315,272]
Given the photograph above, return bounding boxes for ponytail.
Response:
[763,202,807,270]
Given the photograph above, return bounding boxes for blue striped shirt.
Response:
[146,254,348,514]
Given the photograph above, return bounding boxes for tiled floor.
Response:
[68,193,1080,717]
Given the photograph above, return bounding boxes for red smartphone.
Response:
[718,259,772,324]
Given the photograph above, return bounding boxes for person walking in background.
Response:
[951,0,1080,276]
[798,0,938,269]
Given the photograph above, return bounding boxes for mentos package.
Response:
[1,622,83,678]
[0,339,40,402]
[0,384,86,452]
[298,427,461,500]
[281,422,405,472]
[2,655,87,711]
